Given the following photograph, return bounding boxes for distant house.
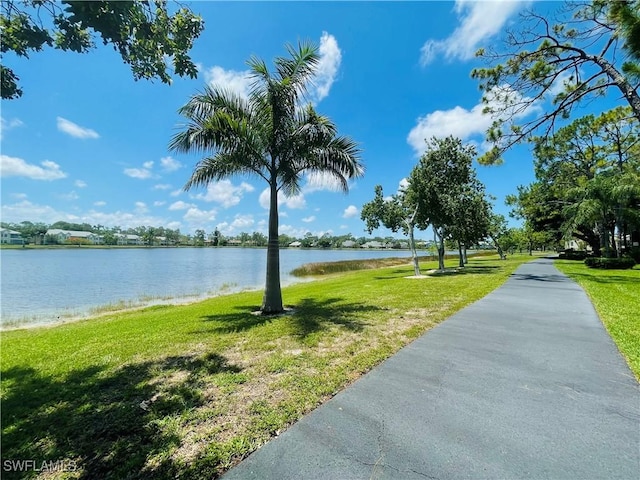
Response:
[0,228,23,245]
[45,229,103,245]
[362,241,385,249]
[156,236,171,246]
[341,240,357,248]
[115,233,142,246]
[288,241,302,247]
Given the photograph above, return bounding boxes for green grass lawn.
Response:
[1,255,531,479]
[555,260,640,380]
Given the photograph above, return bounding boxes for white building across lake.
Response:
[0,228,23,245]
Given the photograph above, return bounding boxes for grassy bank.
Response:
[0,255,532,479]
[555,260,640,380]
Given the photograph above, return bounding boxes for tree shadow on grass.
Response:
[564,272,640,286]
[373,264,500,280]
[1,353,241,480]
[199,297,380,339]
[290,297,378,338]
[193,304,274,334]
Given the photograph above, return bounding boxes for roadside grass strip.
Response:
[1,255,531,479]
[555,260,640,380]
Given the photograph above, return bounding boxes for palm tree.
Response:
[169,42,364,313]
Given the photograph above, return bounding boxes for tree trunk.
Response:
[457,241,464,268]
[462,245,468,264]
[615,213,623,258]
[261,180,283,313]
[590,53,640,123]
[408,224,421,276]
[434,228,445,270]
[492,235,506,260]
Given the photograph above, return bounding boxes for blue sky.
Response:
[0,0,606,239]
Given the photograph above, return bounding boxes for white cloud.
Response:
[134,201,148,214]
[183,207,217,224]
[303,171,348,193]
[278,224,310,239]
[230,214,255,230]
[0,116,24,140]
[0,154,67,180]
[124,167,153,179]
[302,216,316,223]
[407,85,539,155]
[259,188,306,210]
[0,199,174,230]
[160,156,182,172]
[59,191,79,201]
[1,200,75,224]
[310,32,342,103]
[170,189,182,197]
[153,201,166,207]
[343,205,359,219]
[420,0,526,66]
[1,117,24,129]
[153,184,172,190]
[195,180,255,208]
[56,117,100,139]
[548,69,580,96]
[201,32,340,105]
[204,66,252,99]
[74,180,87,188]
[169,200,197,211]
[94,201,106,207]
[143,161,154,169]
[407,104,488,154]
[11,193,28,199]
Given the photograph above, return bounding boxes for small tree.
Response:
[487,214,510,260]
[194,229,206,247]
[361,184,424,275]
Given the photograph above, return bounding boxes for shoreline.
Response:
[0,275,319,332]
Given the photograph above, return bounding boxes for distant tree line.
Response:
[0,220,437,249]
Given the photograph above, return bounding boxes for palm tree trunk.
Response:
[261,180,284,313]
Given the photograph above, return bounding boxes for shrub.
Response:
[584,257,636,270]
[627,247,640,263]
[559,249,588,260]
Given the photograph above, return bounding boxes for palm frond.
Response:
[184,151,269,191]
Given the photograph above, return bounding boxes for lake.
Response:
[0,247,413,327]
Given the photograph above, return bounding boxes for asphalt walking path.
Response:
[223,258,639,479]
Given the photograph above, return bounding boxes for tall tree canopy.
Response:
[170,42,363,314]
[472,0,640,164]
[1,0,204,99]
[508,106,640,256]
[409,136,484,270]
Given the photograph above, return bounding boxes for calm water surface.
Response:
[0,247,411,326]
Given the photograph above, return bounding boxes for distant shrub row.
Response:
[584,257,637,270]
[558,250,589,260]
